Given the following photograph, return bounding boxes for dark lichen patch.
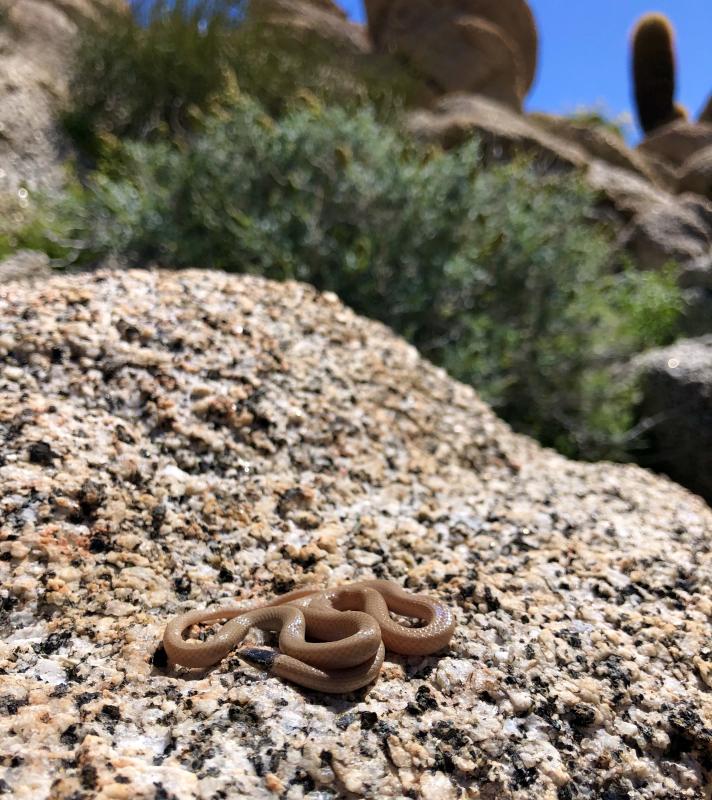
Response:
[74,480,107,523]
[432,747,456,774]
[74,692,99,709]
[568,703,596,729]
[79,764,98,790]
[36,630,72,655]
[217,566,234,583]
[430,721,469,748]
[88,535,110,554]
[483,585,501,612]
[28,441,57,466]
[59,724,80,747]
[151,645,168,669]
[227,702,261,727]
[359,711,378,731]
[290,768,315,793]
[173,575,192,597]
[150,503,167,537]
[153,783,179,800]
[511,761,538,790]
[595,655,631,689]
[0,696,28,716]
[270,576,295,595]
[666,703,712,761]
[406,684,439,715]
[101,704,121,721]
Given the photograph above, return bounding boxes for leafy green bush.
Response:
[64,1,232,151]
[63,0,417,152]
[565,105,633,140]
[32,98,680,459]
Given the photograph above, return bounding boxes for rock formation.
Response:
[634,335,712,503]
[638,119,712,169]
[0,0,118,197]
[620,193,712,272]
[678,254,712,338]
[677,145,712,198]
[364,0,538,110]
[247,0,369,53]
[0,249,51,285]
[1,269,711,798]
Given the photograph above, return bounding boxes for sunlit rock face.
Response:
[246,0,369,52]
[0,0,121,247]
[364,0,538,110]
[0,0,107,197]
[1,269,711,799]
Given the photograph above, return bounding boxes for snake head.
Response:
[239,648,279,669]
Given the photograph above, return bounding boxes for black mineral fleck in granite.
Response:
[28,441,56,466]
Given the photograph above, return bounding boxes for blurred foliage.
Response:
[566,105,634,140]
[14,0,681,459]
[62,0,419,154]
[27,98,681,459]
[0,194,34,261]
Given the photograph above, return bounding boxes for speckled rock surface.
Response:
[1,269,711,800]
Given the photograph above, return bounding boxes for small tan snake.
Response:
[162,579,456,693]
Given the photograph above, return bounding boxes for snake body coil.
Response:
[162,580,456,693]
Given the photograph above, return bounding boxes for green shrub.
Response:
[63,0,243,150]
[31,98,681,459]
[0,193,36,261]
[63,0,417,152]
[565,105,633,140]
[222,14,419,119]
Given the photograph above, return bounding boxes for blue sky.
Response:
[336,1,712,142]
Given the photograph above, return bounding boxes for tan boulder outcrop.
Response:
[364,0,538,109]
[586,161,672,219]
[407,95,704,229]
[0,0,122,196]
[248,0,369,53]
[620,194,712,270]
[677,145,712,198]
[638,119,712,168]
[531,113,663,185]
[408,94,586,167]
[0,249,52,284]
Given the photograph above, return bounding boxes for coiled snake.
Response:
[162,579,456,693]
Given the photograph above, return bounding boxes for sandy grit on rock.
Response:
[0,269,711,799]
